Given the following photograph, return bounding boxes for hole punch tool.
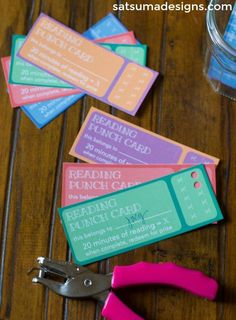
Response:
[31,257,218,320]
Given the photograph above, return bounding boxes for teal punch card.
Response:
[10,35,73,88]
[59,165,223,265]
[99,43,147,66]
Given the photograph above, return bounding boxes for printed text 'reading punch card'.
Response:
[18,14,158,116]
[9,32,137,87]
[62,163,216,206]
[69,107,219,165]
[59,164,223,265]
[1,57,82,108]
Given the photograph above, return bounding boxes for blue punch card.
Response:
[83,13,128,40]
[21,14,130,128]
[22,94,83,128]
[208,4,236,88]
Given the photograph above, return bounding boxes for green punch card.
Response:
[59,165,223,265]
[99,43,147,65]
[9,35,73,88]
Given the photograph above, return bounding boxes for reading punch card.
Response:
[62,163,216,206]
[18,14,158,116]
[10,15,136,88]
[59,165,223,265]
[70,107,219,165]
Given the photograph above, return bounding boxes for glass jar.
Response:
[204,0,236,100]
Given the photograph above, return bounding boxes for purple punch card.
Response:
[70,107,219,165]
[18,14,158,116]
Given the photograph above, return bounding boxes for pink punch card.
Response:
[62,163,216,206]
[1,57,82,108]
[94,32,137,44]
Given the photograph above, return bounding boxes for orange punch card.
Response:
[18,14,158,116]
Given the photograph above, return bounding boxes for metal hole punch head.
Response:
[31,257,112,301]
[30,257,219,320]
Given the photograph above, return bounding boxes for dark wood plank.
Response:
[0,1,84,319]
[0,0,33,308]
[217,98,236,320]
[0,0,44,318]
[151,8,226,320]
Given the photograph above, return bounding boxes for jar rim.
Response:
[207,0,236,59]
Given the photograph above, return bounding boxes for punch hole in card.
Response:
[59,165,223,265]
[171,168,217,226]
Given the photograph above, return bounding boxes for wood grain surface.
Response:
[0,0,235,319]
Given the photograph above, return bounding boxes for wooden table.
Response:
[0,1,235,319]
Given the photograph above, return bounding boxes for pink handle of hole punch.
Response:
[102,292,143,320]
[112,262,218,300]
